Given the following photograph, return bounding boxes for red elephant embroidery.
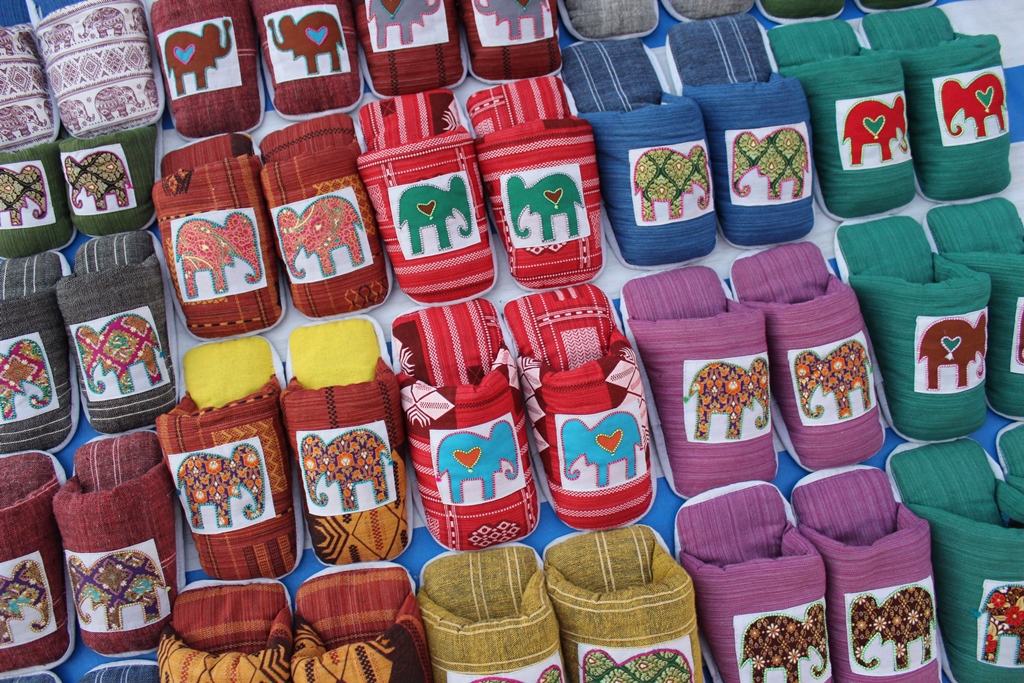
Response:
[174,211,263,300]
[841,94,909,167]
[917,313,987,391]
[940,71,1007,140]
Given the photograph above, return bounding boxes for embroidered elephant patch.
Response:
[171,208,267,302]
[836,92,912,171]
[977,580,1024,667]
[70,307,169,402]
[472,665,563,683]
[430,415,525,505]
[914,310,987,394]
[264,5,350,82]
[0,552,55,647]
[501,164,590,249]
[1012,297,1024,376]
[728,123,811,206]
[736,600,830,683]
[298,421,395,515]
[388,171,480,259]
[788,333,874,427]
[365,0,449,52]
[272,188,373,283]
[470,0,553,47]
[935,67,1008,147]
[0,161,52,229]
[556,401,647,491]
[629,142,713,226]
[157,18,242,99]
[581,649,692,683]
[0,333,57,423]
[61,143,137,215]
[683,354,770,443]
[845,579,936,674]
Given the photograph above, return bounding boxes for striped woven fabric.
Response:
[259,114,358,163]
[459,0,561,83]
[161,135,255,176]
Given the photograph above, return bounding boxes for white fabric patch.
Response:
[726,122,812,207]
[555,398,648,492]
[933,66,1009,147]
[733,599,831,683]
[1011,297,1024,375]
[365,0,449,53]
[835,92,912,171]
[167,438,278,535]
[264,5,351,83]
[914,309,987,394]
[158,17,243,100]
[500,163,590,249]
[627,141,713,226]
[577,635,696,683]
[429,413,526,506]
[272,187,374,284]
[169,207,268,302]
[682,353,771,444]
[471,0,554,47]
[69,306,171,403]
[445,651,564,683]
[61,143,138,216]
[65,539,171,634]
[977,580,1024,668]
[0,551,56,648]
[844,577,937,677]
[787,331,876,428]
[296,420,397,516]
[0,332,59,424]
[388,171,480,260]
[0,160,54,229]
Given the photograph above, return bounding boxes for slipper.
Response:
[51,431,180,657]
[621,266,777,498]
[251,0,363,118]
[153,139,285,339]
[660,0,752,21]
[768,20,916,220]
[0,5,56,152]
[279,317,411,565]
[467,76,603,290]
[0,141,75,258]
[32,0,161,138]
[503,284,654,530]
[557,0,657,41]
[157,579,292,683]
[259,115,356,162]
[0,450,72,675]
[791,466,939,682]
[460,0,560,83]
[418,544,563,681]
[669,16,814,248]
[0,253,77,455]
[357,90,496,305]
[353,0,464,98]
[755,0,843,24]
[856,0,935,11]
[259,115,390,319]
[80,661,159,683]
[155,336,302,581]
[160,133,254,176]
[997,421,1024,497]
[926,199,1024,419]
[56,232,177,434]
[2,675,61,683]
[58,125,157,237]
[888,438,1024,682]
[544,526,702,683]
[835,216,990,442]
[731,242,885,470]
[861,8,1010,202]
[391,298,539,550]
[293,563,430,682]
[675,482,829,683]
[560,39,663,113]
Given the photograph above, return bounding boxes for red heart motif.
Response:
[417,200,437,218]
[543,188,563,205]
[452,447,482,471]
[595,429,623,454]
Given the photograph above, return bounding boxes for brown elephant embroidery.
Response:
[980,583,1024,666]
[740,602,829,683]
[849,585,935,671]
[792,339,872,421]
[162,19,234,97]
[917,313,987,391]
[685,357,770,441]
[266,10,345,76]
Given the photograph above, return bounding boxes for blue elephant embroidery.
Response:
[560,411,642,488]
[435,420,520,504]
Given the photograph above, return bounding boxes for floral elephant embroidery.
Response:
[941,72,1007,139]
[583,650,691,683]
[174,211,262,299]
[732,128,809,200]
[561,411,642,488]
[741,602,829,683]
[174,443,267,530]
[918,313,987,391]
[686,358,770,440]
[0,558,51,646]
[980,584,1024,665]
[0,338,52,421]
[300,429,391,512]
[79,6,126,39]
[793,340,871,420]
[67,549,167,631]
[277,194,365,279]
[63,150,132,211]
[633,146,710,223]
[0,164,46,226]
[74,313,164,396]
[849,585,934,671]
[475,666,563,683]
[163,20,234,97]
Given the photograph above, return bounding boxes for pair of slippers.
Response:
[557,0,658,41]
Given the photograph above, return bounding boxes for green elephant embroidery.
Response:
[732,127,809,201]
[505,172,585,244]
[396,174,474,256]
[632,146,710,223]
[582,649,692,683]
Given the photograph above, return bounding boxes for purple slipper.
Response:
[792,466,939,682]
[731,242,884,470]
[622,267,777,498]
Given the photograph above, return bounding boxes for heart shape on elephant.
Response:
[305,26,328,45]
[862,115,886,139]
[174,44,195,64]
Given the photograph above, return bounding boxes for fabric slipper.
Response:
[391,298,539,550]
[660,0,752,21]
[293,563,430,683]
[857,0,935,11]
[0,5,56,152]
[280,317,411,565]
[418,544,563,682]
[791,466,939,682]
[556,0,657,41]
[503,284,654,530]
[888,438,1024,682]
[730,242,885,470]
[835,216,990,442]
[460,0,560,83]
[544,525,703,683]
[861,8,1010,202]
[80,661,159,683]
[621,266,777,498]
[353,0,464,98]
[5,674,62,683]
[755,0,843,24]
[669,15,814,248]
[56,232,177,434]
[155,336,302,581]
[58,125,157,237]
[559,39,663,113]
[675,481,829,683]
[0,450,72,675]
[997,421,1024,498]
[157,579,292,683]
[467,76,603,290]
[51,431,180,656]
[768,20,916,220]
[251,0,363,118]
[0,141,75,258]
[357,90,496,305]
[153,136,285,338]
[151,0,263,139]
[259,114,390,319]
[33,0,161,138]
[0,253,77,455]
[160,133,254,176]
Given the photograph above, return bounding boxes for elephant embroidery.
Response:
[732,127,810,202]
[472,0,549,42]
[0,338,52,421]
[367,0,445,49]
[79,7,126,39]
[57,99,96,132]
[67,549,167,632]
[173,210,263,300]
[0,104,47,141]
[792,338,872,421]
[849,585,935,672]
[266,9,345,76]
[474,666,562,683]
[940,71,1007,141]
[394,173,476,258]
[173,442,268,530]
[94,86,145,122]
[434,420,520,504]
[560,410,643,488]
[504,170,586,246]
[41,23,74,51]
[583,650,691,683]
[73,312,165,397]
[632,145,711,223]
[276,193,366,281]
[300,428,392,513]
[161,19,235,97]
[0,163,47,226]
[740,602,829,683]
[63,148,133,212]
[916,312,987,392]
[840,94,909,167]
[980,583,1024,666]
[0,557,51,646]
[685,357,770,441]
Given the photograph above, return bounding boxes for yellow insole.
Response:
[290,319,381,390]
[183,337,277,410]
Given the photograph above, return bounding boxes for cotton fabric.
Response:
[560,39,662,113]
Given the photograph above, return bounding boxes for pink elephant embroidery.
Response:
[174,211,263,300]
[276,194,365,280]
